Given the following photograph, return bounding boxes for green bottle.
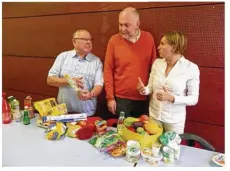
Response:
[23,110,30,125]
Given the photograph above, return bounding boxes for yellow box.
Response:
[118,120,163,149]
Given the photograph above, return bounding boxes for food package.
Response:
[159,131,181,160]
[95,120,107,135]
[64,74,82,92]
[42,113,87,123]
[89,130,125,152]
[66,125,82,138]
[44,103,67,116]
[45,122,67,140]
[34,98,57,116]
[108,141,126,157]
[36,119,55,129]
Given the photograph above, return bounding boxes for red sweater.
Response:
[104,31,156,101]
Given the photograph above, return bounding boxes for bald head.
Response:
[73,30,91,39]
[119,7,139,21]
[72,29,92,56]
[119,7,140,40]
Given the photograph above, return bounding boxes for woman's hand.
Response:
[137,77,146,95]
[156,87,175,102]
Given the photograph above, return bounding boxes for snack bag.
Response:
[45,103,67,116]
[108,141,126,157]
[45,122,66,140]
[89,130,124,152]
[95,120,107,135]
[34,98,57,116]
[66,125,82,138]
[36,119,55,129]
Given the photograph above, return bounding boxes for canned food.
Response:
[125,140,141,163]
[161,146,175,163]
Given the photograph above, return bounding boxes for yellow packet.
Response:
[45,122,66,140]
[45,103,67,116]
[34,98,57,116]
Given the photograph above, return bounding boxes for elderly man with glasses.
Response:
[47,30,104,116]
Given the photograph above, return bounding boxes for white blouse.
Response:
[145,56,200,123]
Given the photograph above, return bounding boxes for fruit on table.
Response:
[136,127,144,133]
[139,130,148,136]
[132,121,144,129]
[127,126,136,133]
[139,115,149,122]
[143,121,162,135]
[124,117,139,127]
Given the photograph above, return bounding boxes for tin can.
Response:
[125,140,141,163]
[161,146,175,163]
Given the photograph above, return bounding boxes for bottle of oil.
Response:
[117,111,125,134]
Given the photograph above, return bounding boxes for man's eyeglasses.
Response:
[73,37,93,42]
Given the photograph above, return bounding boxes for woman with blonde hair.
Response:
[137,31,200,134]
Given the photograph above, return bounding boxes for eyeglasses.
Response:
[73,37,93,42]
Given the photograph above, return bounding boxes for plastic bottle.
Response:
[2,92,12,124]
[7,96,15,119]
[12,99,21,122]
[24,96,35,118]
[117,111,125,134]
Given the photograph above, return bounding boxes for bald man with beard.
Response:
[104,7,157,118]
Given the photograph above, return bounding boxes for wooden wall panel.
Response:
[140,4,224,67]
[2,56,58,96]
[185,120,224,153]
[3,4,224,68]
[187,68,224,125]
[3,2,219,18]
[2,12,118,59]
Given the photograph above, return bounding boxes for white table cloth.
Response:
[2,116,133,167]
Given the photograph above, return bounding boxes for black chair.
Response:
[179,133,215,152]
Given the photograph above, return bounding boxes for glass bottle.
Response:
[23,109,30,125]
[117,111,125,134]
